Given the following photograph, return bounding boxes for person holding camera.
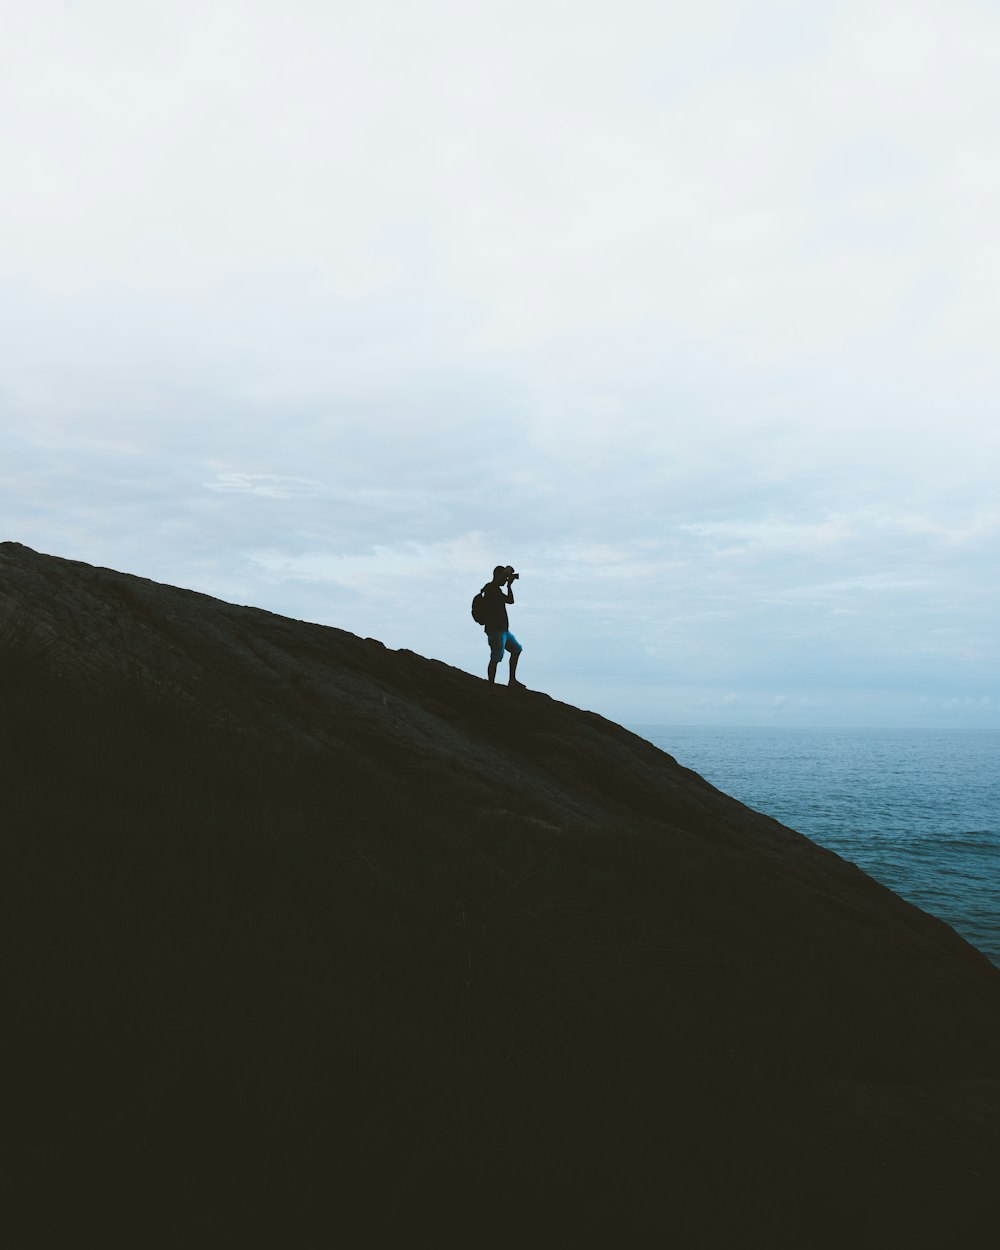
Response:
[482,564,525,688]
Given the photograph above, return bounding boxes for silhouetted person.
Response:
[481,564,525,688]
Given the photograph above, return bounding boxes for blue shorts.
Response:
[487,630,523,663]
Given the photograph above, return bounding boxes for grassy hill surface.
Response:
[3,542,1000,1247]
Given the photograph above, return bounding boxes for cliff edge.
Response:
[2,541,999,1248]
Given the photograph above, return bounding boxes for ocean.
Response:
[631,725,1000,968]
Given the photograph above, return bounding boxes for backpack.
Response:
[470,584,490,626]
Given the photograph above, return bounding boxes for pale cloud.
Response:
[249,532,496,587]
[920,695,995,720]
[205,474,328,498]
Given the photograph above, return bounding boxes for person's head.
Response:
[492,564,508,586]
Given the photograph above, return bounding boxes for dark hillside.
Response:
[2,542,1000,1248]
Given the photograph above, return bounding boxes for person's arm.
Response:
[505,581,515,604]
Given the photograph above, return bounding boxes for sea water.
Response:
[631,726,1000,968]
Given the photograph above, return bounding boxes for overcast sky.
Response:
[3,0,999,726]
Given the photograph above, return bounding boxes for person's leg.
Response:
[487,632,504,683]
[506,634,524,686]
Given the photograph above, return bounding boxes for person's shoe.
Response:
[508,679,526,689]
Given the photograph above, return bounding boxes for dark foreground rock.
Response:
[2,541,999,1248]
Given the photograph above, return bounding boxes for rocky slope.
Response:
[2,540,999,1248]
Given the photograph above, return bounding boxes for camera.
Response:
[506,566,519,581]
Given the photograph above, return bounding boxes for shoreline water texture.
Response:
[632,725,1000,968]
